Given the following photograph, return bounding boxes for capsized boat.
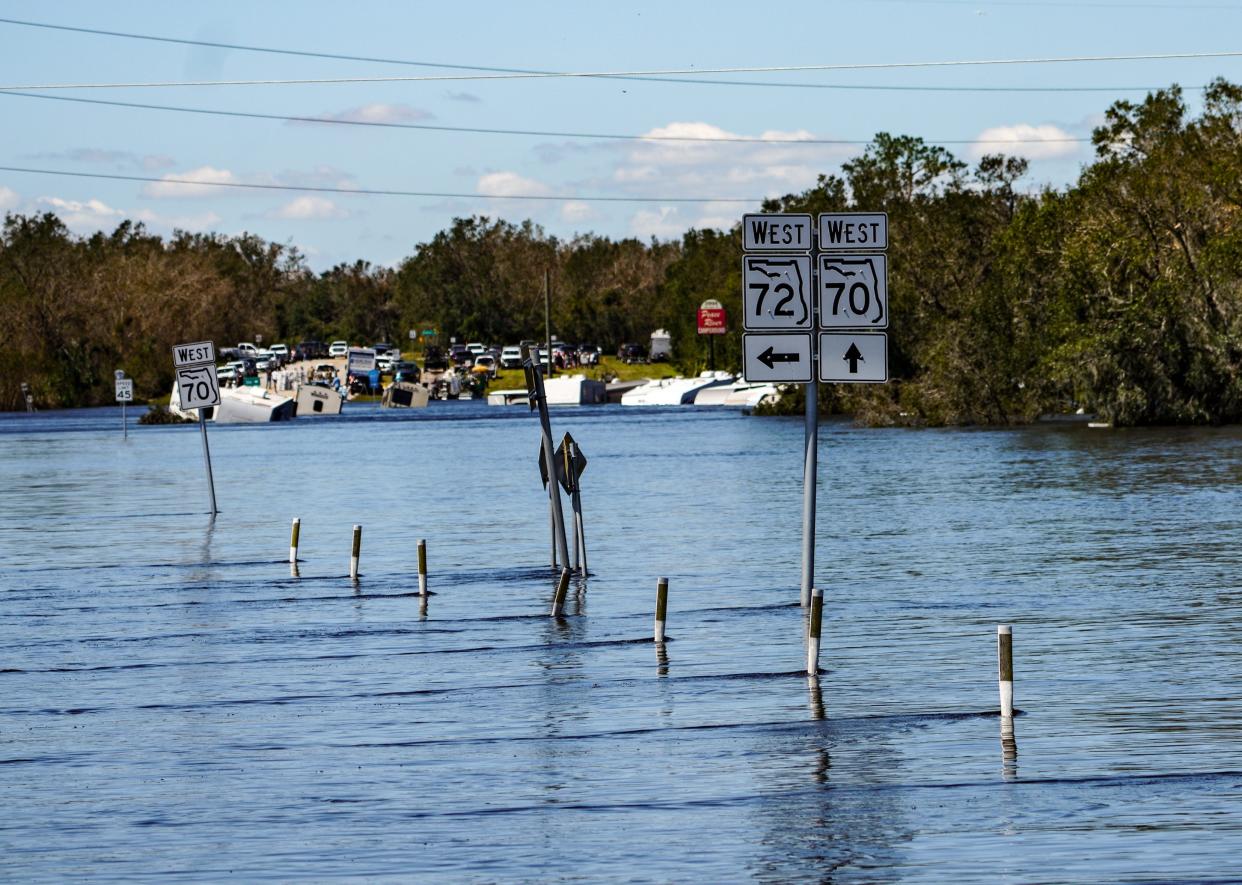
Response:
[295,383,345,416]
[213,386,295,422]
[381,381,430,409]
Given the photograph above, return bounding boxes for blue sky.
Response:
[1,0,1239,270]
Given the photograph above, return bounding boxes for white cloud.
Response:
[560,201,595,223]
[970,123,1081,160]
[0,186,19,211]
[630,206,686,239]
[142,166,238,198]
[132,208,223,230]
[297,103,432,125]
[36,196,124,231]
[269,196,348,220]
[608,121,856,208]
[477,171,551,198]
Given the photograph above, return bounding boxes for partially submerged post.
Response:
[559,433,588,575]
[350,525,362,582]
[997,625,1014,718]
[417,539,428,596]
[525,358,569,568]
[807,587,823,675]
[551,566,571,617]
[654,577,668,643]
[289,518,301,563]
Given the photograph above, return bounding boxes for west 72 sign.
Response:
[742,255,812,331]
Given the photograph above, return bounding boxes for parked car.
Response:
[237,342,260,358]
[618,343,647,364]
[466,342,486,356]
[450,345,473,368]
[391,361,422,384]
[423,345,448,372]
[500,345,523,369]
[472,354,498,378]
[297,340,327,360]
[328,341,349,358]
[372,342,395,357]
[255,350,279,371]
[269,343,290,366]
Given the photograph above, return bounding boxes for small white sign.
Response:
[115,379,134,402]
[818,332,888,384]
[819,254,888,329]
[172,340,216,368]
[743,213,813,252]
[743,255,812,330]
[743,333,814,383]
[176,364,222,410]
[818,213,888,251]
[348,347,377,372]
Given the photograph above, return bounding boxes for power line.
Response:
[0,90,1093,146]
[3,50,1240,91]
[0,165,759,203]
[0,16,1197,94]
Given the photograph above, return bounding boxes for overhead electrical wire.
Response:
[0,16,1208,94]
[0,90,1092,146]
[0,165,760,203]
[2,51,1240,91]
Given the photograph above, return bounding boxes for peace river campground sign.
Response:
[741,212,889,385]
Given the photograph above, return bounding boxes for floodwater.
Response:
[2,401,1241,882]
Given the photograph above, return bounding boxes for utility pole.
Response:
[544,268,553,377]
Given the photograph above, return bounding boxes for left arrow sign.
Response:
[743,333,813,383]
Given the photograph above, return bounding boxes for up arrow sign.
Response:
[843,342,864,373]
[758,345,802,370]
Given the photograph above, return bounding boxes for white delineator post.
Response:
[654,577,668,643]
[417,539,428,597]
[998,625,1014,717]
[350,525,362,582]
[289,518,301,563]
[807,588,823,675]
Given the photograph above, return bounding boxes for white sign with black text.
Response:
[742,213,813,252]
[818,332,888,384]
[172,340,216,368]
[818,212,888,252]
[175,363,222,410]
[818,254,888,329]
[743,333,814,383]
[114,379,134,402]
[348,347,377,373]
[743,255,812,330]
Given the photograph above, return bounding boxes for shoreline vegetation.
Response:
[3,82,1239,427]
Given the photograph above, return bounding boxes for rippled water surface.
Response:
[2,402,1241,882]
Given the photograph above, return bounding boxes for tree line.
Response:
[2,81,1239,426]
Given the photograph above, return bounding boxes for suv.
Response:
[297,340,326,360]
[500,345,523,369]
[391,361,422,384]
[618,343,647,364]
[269,343,290,366]
[328,341,348,357]
[423,345,448,372]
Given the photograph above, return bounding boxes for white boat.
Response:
[170,383,295,422]
[694,379,780,408]
[621,371,733,406]
[295,383,345,416]
[543,374,606,405]
[381,382,430,409]
[487,389,529,406]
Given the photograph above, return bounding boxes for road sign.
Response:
[818,212,888,252]
[697,299,727,335]
[818,254,888,329]
[347,347,377,373]
[172,340,216,368]
[114,379,134,402]
[743,213,813,252]
[742,333,813,383]
[818,332,888,383]
[176,363,222,409]
[556,433,588,493]
[743,255,812,330]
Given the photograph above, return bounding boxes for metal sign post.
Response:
[173,341,222,515]
[114,370,133,440]
[557,433,589,575]
[741,212,890,609]
[525,359,569,568]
